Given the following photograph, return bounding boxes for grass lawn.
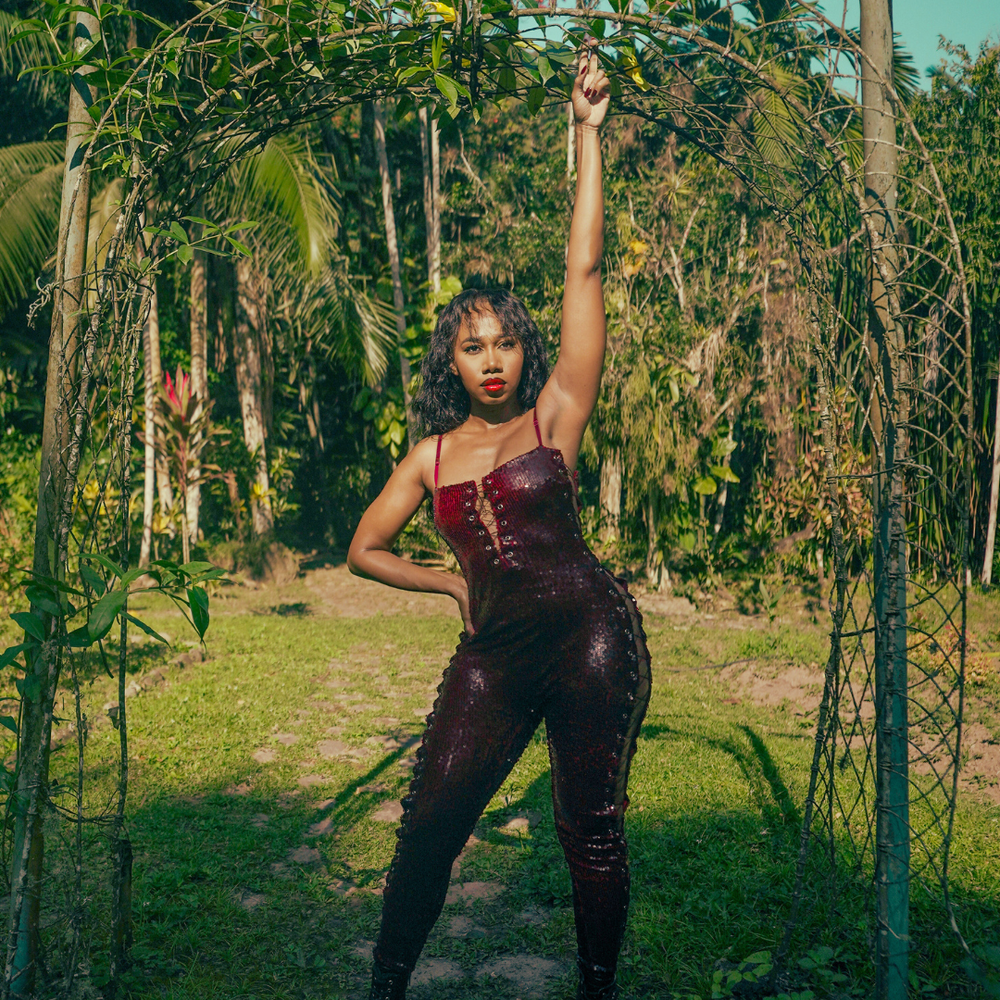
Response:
[5,570,999,999]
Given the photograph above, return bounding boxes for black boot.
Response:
[576,955,619,1000]
[367,959,409,1000]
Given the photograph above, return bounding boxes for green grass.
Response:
[5,585,1000,999]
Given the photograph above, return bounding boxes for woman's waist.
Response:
[466,556,623,619]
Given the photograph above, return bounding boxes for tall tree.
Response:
[418,107,442,294]
[139,276,160,567]
[374,101,414,443]
[234,256,274,536]
[187,248,208,550]
[11,4,99,994]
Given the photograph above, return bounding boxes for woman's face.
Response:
[451,309,524,410]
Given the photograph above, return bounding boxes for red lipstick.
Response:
[482,379,505,392]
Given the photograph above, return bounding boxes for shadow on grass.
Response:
[49,724,999,1000]
[251,602,314,617]
[643,721,801,828]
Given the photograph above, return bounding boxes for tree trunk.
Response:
[430,114,441,293]
[419,108,442,294]
[234,257,273,536]
[10,6,99,995]
[981,343,1000,585]
[599,451,622,545]
[861,2,909,997]
[186,250,208,554]
[712,427,735,543]
[374,102,414,445]
[139,278,160,568]
[645,487,668,592]
[419,108,442,295]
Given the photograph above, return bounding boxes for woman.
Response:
[348,50,651,1000]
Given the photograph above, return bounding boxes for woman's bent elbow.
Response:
[346,542,364,577]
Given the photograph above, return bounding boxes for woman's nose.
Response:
[482,351,501,372]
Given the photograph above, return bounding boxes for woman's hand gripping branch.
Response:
[571,48,610,130]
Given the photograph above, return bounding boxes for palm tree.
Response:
[200,129,394,536]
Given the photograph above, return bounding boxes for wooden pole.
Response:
[860,2,909,997]
[981,344,1000,585]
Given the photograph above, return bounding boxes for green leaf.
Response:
[188,586,209,639]
[15,675,41,701]
[536,53,553,83]
[11,611,45,642]
[0,644,30,669]
[498,65,516,94]
[25,586,60,616]
[431,28,443,70]
[526,85,545,116]
[88,589,128,641]
[0,717,17,735]
[208,54,230,87]
[79,564,107,596]
[179,561,214,576]
[169,220,188,244]
[693,476,717,495]
[434,72,459,106]
[14,674,42,701]
[82,553,124,579]
[710,465,740,484]
[177,244,193,264]
[124,613,169,645]
[397,65,428,83]
[65,626,92,648]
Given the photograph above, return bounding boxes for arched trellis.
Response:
[7,0,977,996]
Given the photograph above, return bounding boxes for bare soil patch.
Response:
[306,563,458,618]
[719,662,825,716]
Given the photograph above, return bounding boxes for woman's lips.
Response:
[482,379,505,392]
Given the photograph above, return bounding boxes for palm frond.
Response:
[0,11,65,94]
[0,142,64,319]
[214,132,338,277]
[0,141,64,194]
[751,65,810,167]
[289,263,394,386]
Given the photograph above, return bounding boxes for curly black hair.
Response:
[413,288,550,437]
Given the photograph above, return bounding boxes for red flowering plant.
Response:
[144,367,222,563]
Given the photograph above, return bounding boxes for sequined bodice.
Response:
[433,444,605,633]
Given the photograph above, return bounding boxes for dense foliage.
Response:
[0,1,996,607]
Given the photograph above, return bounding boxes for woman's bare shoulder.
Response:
[403,434,442,492]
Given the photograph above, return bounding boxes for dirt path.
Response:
[266,563,1000,808]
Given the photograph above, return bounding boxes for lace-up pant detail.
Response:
[373,579,651,978]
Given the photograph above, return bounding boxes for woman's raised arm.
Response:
[536,49,610,462]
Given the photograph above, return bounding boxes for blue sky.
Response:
[827,1,1000,84]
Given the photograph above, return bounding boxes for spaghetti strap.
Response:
[434,435,443,488]
[532,409,543,447]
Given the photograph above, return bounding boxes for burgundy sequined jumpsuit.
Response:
[374,411,652,981]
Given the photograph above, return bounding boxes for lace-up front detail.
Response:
[432,413,591,626]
